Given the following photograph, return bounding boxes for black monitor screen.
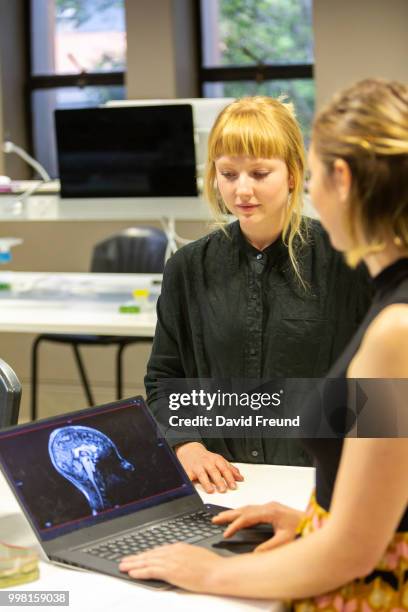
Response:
[55,105,197,198]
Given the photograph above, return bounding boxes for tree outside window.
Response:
[199,0,314,141]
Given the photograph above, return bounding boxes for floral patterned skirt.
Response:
[291,493,408,611]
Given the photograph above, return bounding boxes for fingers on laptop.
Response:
[212,505,263,537]
[119,543,220,589]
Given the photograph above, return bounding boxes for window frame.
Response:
[194,0,314,95]
[25,0,126,155]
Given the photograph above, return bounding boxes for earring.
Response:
[394,236,403,247]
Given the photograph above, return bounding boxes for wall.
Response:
[313,0,408,109]
[125,0,198,99]
[0,0,30,178]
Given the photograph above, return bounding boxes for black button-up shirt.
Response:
[145,220,372,465]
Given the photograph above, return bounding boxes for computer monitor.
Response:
[55,105,197,198]
[105,98,234,176]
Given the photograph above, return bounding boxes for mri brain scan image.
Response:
[48,425,135,515]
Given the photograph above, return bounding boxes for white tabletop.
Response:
[0,193,212,222]
[0,272,158,336]
[0,463,315,611]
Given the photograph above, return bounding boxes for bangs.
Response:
[210,112,288,161]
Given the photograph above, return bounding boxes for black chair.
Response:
[0,358,21,428]
[30,226,168,421]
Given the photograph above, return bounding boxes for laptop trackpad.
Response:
[212,540,258,554]
[212,527,273,554]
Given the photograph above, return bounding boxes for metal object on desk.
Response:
[0,359,21,429]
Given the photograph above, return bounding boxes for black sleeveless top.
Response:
[302,257,408,531]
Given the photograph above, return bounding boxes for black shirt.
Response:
[145,219,372,465]
[302,257,408,530]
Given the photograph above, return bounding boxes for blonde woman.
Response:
[125,80,408,609]
[145,96,371,493]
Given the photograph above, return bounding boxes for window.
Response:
[198,0,314,141]
[29,0,127,177]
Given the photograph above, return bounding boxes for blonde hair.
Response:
[312,78,408,266]
[204,96,307,284]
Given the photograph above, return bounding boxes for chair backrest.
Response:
[90,227,168,274]
[0,359,21,428]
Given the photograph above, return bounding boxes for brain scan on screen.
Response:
[48,426,135,515]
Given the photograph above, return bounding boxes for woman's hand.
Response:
[175,442,244,493]
[119,543,223,591]
[213,502,305,551]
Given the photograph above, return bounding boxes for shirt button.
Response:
[256,253,263,260]
[249,348,256,355]
[251,450,259,458]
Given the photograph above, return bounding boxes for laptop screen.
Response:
[0,398,195,541]
[55,105,198,198]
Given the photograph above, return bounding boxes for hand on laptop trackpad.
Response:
[212,526,273,553]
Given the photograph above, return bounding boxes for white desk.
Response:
[0,192,212,222]
[0,463,315,611]
[0,272,158,336]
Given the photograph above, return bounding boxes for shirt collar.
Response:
[228,220,289,268]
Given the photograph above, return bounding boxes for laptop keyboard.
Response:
[83,510,225,562]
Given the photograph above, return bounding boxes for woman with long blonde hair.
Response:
[145,95,370,493]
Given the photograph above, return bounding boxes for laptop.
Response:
[0,396,272,589]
